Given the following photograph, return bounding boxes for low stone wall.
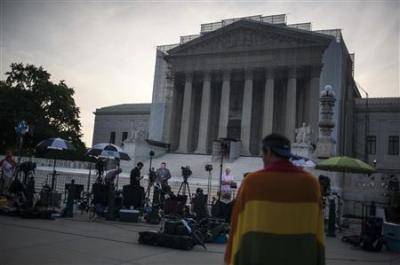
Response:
[29,167,224,203]
[0,155,91,170]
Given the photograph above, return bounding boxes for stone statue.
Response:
[295,122,312,144]
[124,128,146,144]
[133,129,146,141]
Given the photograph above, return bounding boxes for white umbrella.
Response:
[290,156,316,168]
[86,143,130,160]
[36,137,75,151]
[86,143,130,189]
[35,137,75,191]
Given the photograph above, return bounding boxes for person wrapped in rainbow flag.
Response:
[225,133,325,265]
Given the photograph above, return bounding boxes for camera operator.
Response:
[130,162,144,186]
[105,167,122,184]
[95,158,105,177]
[191,187,208,220]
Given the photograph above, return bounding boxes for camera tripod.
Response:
[178,177,191,199]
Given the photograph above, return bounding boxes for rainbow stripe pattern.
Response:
[225,160,325,265]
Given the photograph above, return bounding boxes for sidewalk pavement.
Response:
[1,215,399,265]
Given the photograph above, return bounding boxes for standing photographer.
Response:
[130,162,143,186]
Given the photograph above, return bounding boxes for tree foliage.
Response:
[0,63,86,158]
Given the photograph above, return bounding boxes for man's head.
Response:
[5,150,13,159]
[161,162,166,169]
[225,168,231,175]
[137,162,144,169]
[262,133,292,166]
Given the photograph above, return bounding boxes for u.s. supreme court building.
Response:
[95,14,357,155]
[93,14,400,213]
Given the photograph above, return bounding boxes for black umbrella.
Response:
[35,137,75,191]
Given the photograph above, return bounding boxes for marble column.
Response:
[241,69,253,156]
[195,71,211,154]
[309,65,321,144]
[262,68,275,138]
[218,70,231,138]
[177,72,193,153]
[285,67,297,142]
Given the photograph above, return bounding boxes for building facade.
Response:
[341,97,400,212]
[92,103,150,146]
[353,98,400,172]
[92,14,399,169]
[148,15,358,157]
[91,14,400,216]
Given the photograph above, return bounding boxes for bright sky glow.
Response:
[1,0,399,146]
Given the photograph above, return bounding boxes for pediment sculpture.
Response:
[171,27,316,56]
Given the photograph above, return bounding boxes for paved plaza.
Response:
[1,215,399,265]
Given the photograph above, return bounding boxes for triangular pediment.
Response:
[168,20,332,56]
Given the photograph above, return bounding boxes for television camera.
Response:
[205,164,213,172]
[181,166,192,181]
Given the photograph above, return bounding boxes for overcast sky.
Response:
[1,0,399,146]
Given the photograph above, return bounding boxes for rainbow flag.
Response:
[225,160,325,265]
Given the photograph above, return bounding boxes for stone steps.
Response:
[119,153,263,185]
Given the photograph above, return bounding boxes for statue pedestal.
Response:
[292,143,313,159]
[123,139,167,164]
[315,137,336,159]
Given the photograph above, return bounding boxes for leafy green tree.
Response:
[0,63,86,158]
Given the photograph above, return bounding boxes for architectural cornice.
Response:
[167,19,333,57]
[95,111,150,116]
[94,103,151,116]
[354,98,400,112]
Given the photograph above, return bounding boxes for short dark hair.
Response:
[137,162,144,167]
[262,133,292,159]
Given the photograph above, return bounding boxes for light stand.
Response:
[14,120,30,181]
[86,158,94,207]
[149,150,155,170]
[217,139,228,201]
[86,161,92,194]
[51,157,57,191]
[115,159,121,190]
[146,151,155,199]
[205,164,213,205]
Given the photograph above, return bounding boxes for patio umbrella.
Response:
[315,156,375,174]
[86,143,130,161]
[35,137,75,191]
[316,156,376,238]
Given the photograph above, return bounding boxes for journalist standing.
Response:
[225,133,325,265]
[0,151,16,194]
[130,162,143,186]
[155,162,171,188]
[221,168,235,201]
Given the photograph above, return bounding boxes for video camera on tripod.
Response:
[181,166,192,181]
